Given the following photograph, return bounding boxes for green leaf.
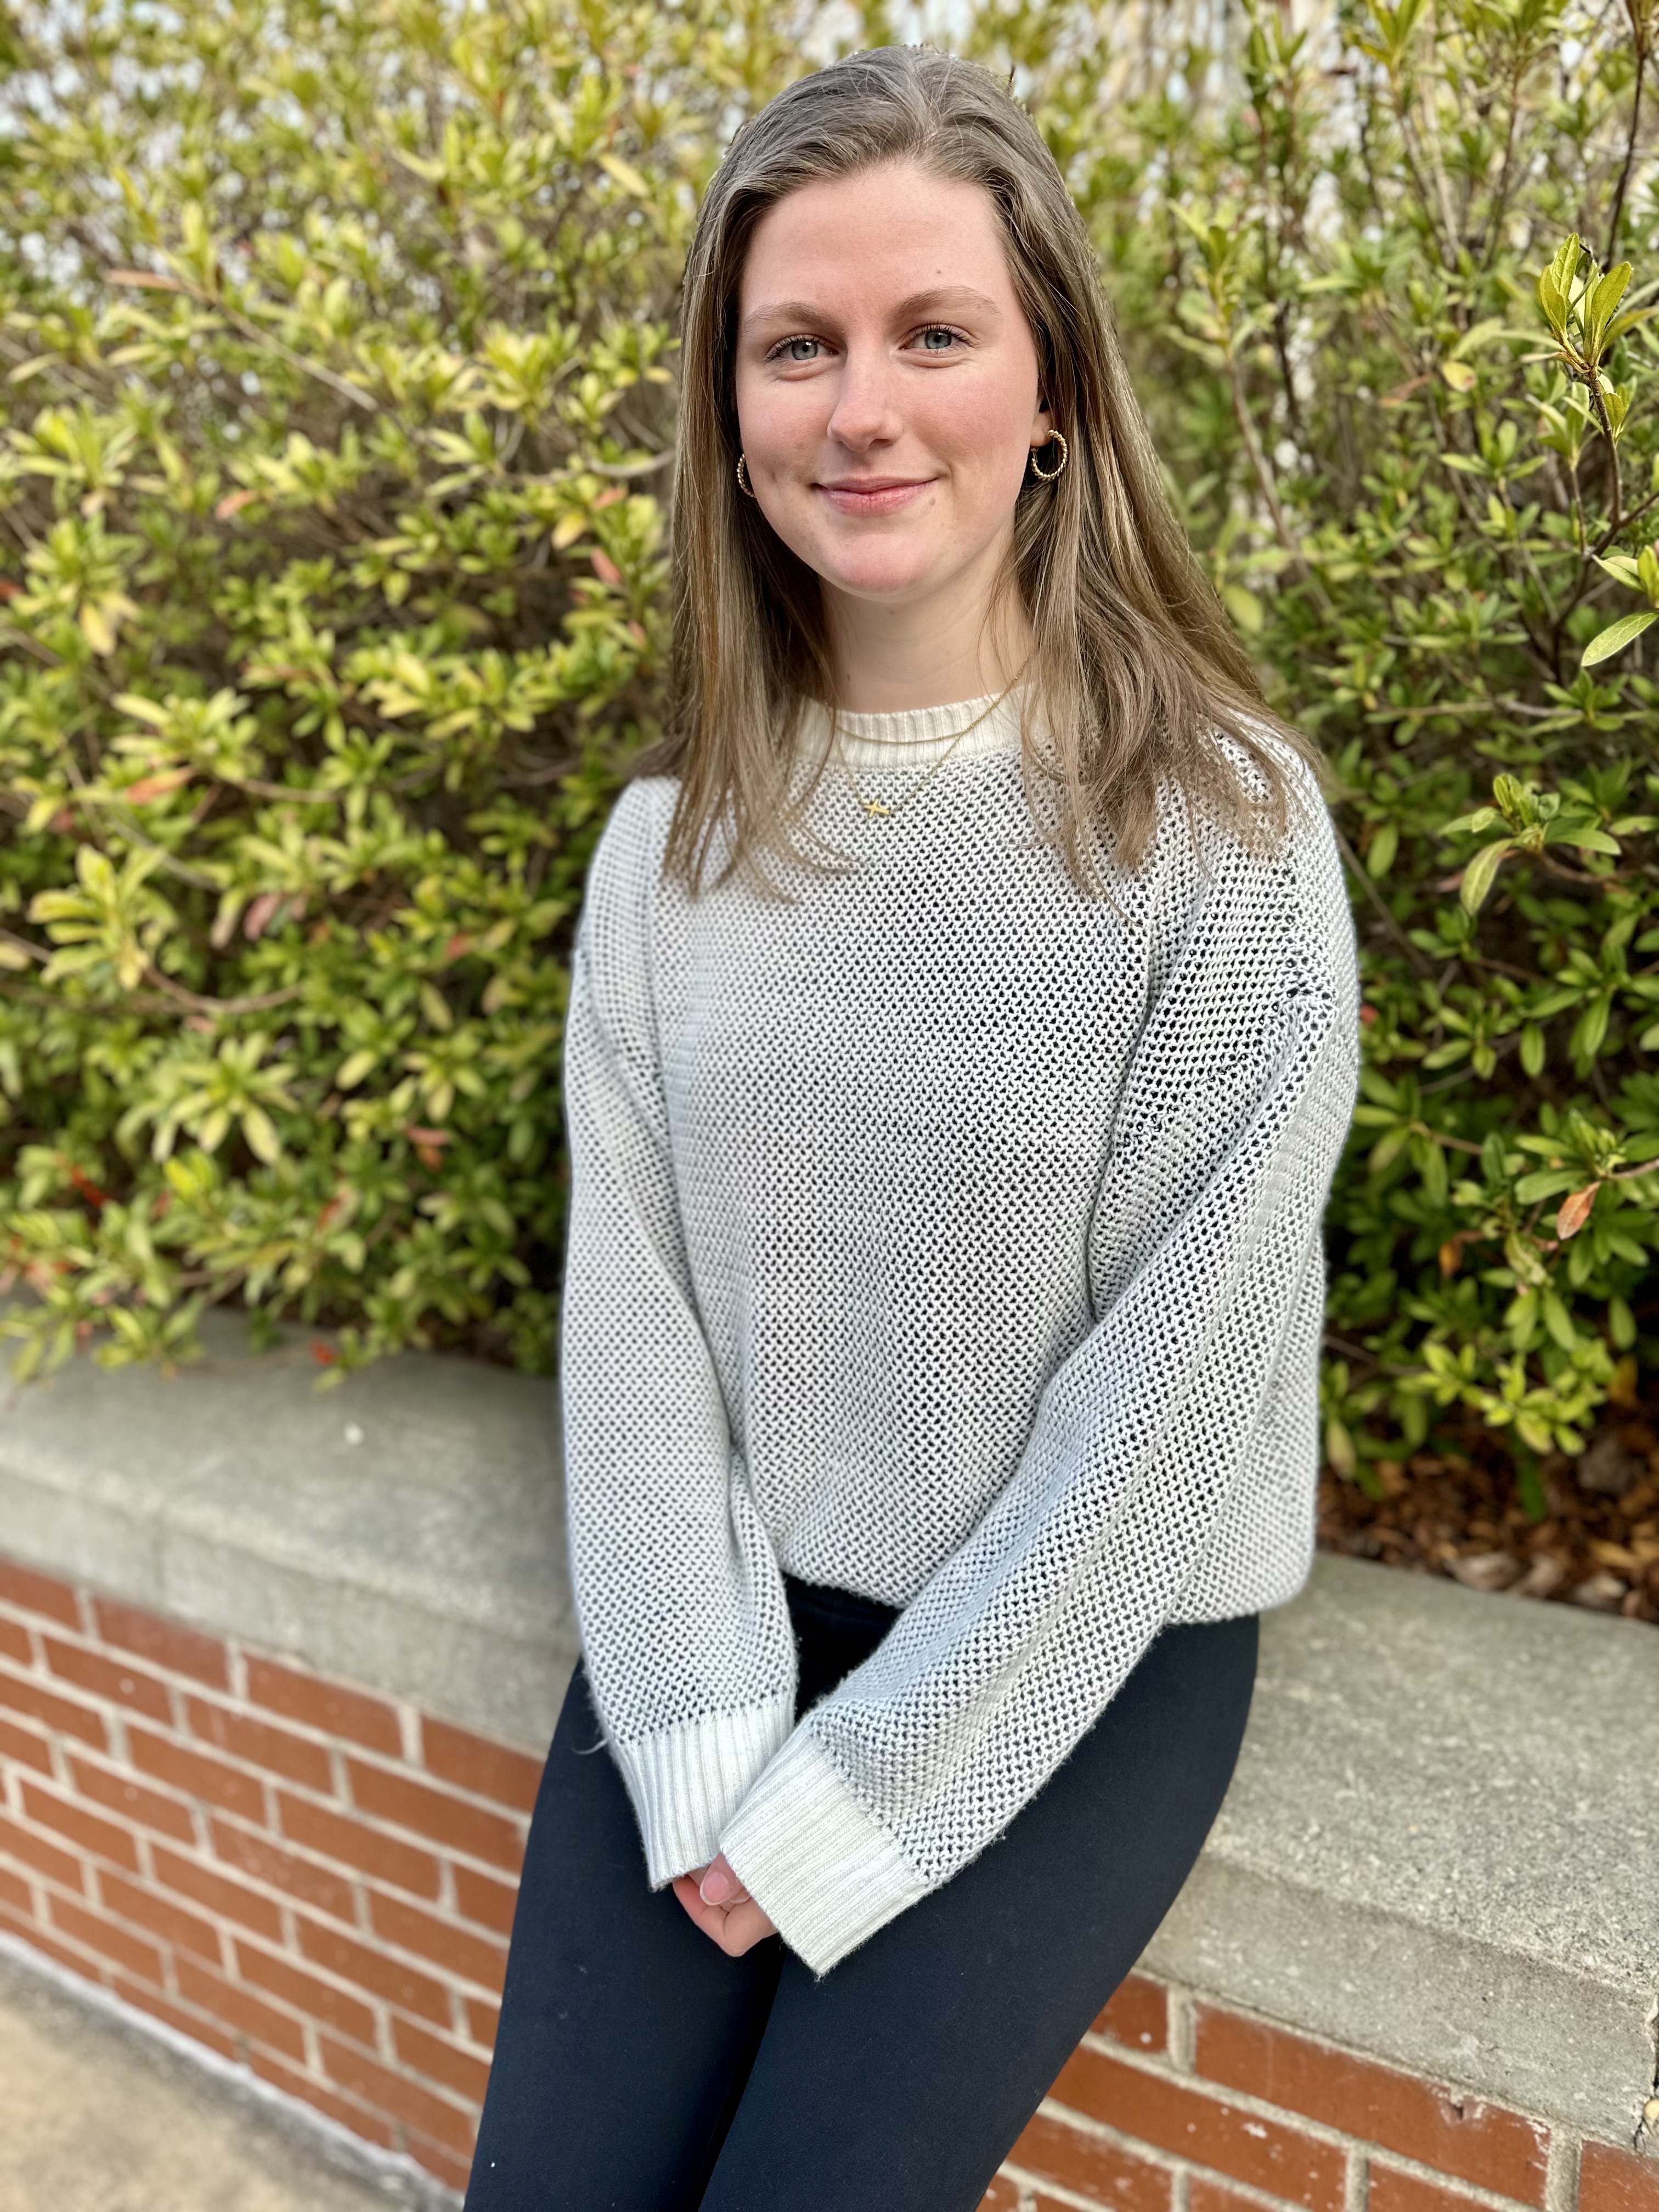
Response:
[1582,610,1657,666]
[1221,582,1265,634]
[1440,806,1500,837]
[241,1105,281,1164]
[1515,1168,1578,1202]
[596,153,650,198]
[1548,826,1621,854]
[1571,996,1611,1063]
[1540,1291,1577,1350]
[1367,822,1398,877]
[1459,839,1513,913]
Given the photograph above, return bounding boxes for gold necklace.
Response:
[832,681,1021,822]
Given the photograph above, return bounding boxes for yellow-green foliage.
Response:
[0,0,798,1376]
[1,0,1656,1506]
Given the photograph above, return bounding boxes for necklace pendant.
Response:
[860,797,893,820]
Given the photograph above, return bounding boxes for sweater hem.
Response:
[611,1694,795,1887]
[718,1725,929,1976]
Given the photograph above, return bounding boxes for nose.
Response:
[823,342,904,455]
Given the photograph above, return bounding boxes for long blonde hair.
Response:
[640,44,1318,892]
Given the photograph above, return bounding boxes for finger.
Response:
[715,1900,777,1956]
[672,1875,723,1937]
[699,1855,751,1908]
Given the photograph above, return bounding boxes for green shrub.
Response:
[1,0,1655,1506]
[0,0,797,1375]
[1026,0,1659,1510]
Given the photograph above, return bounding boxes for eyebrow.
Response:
[740,284,1005,335]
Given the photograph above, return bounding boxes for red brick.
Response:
[465,1995,500,2049]
[48,1892,164,1982]
[0,1560,81,1627]
[98,1868,225,1964]
[249,2047,398,2149]
[42,1638,171,1723]
[420,1718,542,1813]
[453,1863,518,1937]
[186,1696,333,1791]
[404,2132,475,2191]
[246,1657,400,1755]
[150,1844,283,1941]
[1094,1973,1169,2052]
[1581,2142,1659,2212]
[320,2033,476,2154]
[1194,2007,1550,2205]
[1368,2168,1492,2212]
[128,1729,268,1823]
[20,1780,140,1871]
[296,1915,450,2024]
[0,1861,31,1915]
[91,1598,228,1690]
[0,1807,87,1893]
[0,1614,31,1666]
[0,1713,54,1773]
[210,1817,357,1922]
[67,1755,196,1844]
[113,1974,240,2064]
[277,1791,441,1898]
[1051,2047,1346,2212]
[0,1665,108,1748]
[1007,2108,1174,2212]
[173,1953,307,2062]
[232,1938,378,2047]
[1192,2178,1295,2212]
[393,2014,493,2102]
[347,1758,522,1871]
[368,1890,507,1995]
[0,1899,104,1981]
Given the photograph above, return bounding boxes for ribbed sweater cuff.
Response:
[610,1694,794,1887]
[718,1725,928,1976]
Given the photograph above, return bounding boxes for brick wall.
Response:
[988,1979,1659,2212]
[3,1551,1656,2211]
[0,1554,529,2191]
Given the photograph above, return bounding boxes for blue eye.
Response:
[918,326,959,352]
[774,336,820,363]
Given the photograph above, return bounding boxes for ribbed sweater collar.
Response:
[797,689,1026,771]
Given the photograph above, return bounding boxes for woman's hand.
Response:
[673,1852,778,1956]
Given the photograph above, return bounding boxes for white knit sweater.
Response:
[558,692,1361,1975]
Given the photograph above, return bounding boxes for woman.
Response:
[466,44,1359,2212]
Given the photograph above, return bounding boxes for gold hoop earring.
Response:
[1029,430,1069,482]
[736,454,758,499]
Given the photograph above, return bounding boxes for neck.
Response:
[823,545,1032,713]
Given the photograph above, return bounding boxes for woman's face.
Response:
[733,163,1050,619]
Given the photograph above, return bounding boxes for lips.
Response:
[816,478,934,516]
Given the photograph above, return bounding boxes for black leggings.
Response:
[465,1576,1259,2212]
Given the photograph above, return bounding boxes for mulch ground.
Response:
[1317,1393,1659,1624]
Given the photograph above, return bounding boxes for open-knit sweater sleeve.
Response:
[715,793,1361,1972]
[558,784,797,1885]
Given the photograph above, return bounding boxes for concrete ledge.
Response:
[1144,1559,1659,2145]
[2,1322,1656,2151]
[0,1317,575,1751]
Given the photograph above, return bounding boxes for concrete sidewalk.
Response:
[0,1944,454,2212]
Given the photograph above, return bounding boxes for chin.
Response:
[814,545,945,601]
